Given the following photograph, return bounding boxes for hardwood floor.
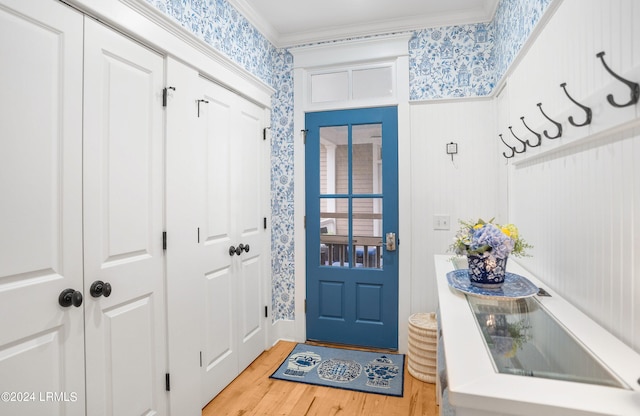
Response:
[202,341,438,416]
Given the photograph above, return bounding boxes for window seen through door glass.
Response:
[319,125,347,195]
[352,124,382,195]
[353,198,383,269]
[319,198,349,267]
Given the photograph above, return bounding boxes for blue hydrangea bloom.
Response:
[469,223,514,259]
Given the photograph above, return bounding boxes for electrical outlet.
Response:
[433,215,450,230]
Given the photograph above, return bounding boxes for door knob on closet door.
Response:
[90,280,112,298]
[59,288,83,308]
[229,245,241,256]
[239,244,250,253]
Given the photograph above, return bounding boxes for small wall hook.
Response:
[560,82,592,127]
[536,103,562,139]
[596,51,639,108]
[197,99,209,117]
[520,116,541,147]
[499,134,515,159]
[162,86,176,107]
[508,126,527,153]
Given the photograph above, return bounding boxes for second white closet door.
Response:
[197,77,267,406]
[83,18,167,416]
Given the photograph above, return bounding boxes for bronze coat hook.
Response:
[537,102,562,139]
[560,82,592,127]
[508,126,527,153]
[499,134,515,159]
[520,116,541,147]
[596,51,639,108]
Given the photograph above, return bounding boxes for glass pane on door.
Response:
[319,197,349,267]
[352,124,382,195]
[319,125,347,195]
[353,198,383,269]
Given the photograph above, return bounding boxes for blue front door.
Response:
[305,106,399,349]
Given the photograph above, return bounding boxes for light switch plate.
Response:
[433,215,450,230]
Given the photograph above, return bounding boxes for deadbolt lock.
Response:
[386,232,397,251]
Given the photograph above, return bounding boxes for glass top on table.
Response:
[452,255,628,389]
[465,292,628,389]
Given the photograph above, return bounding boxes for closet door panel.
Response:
[83,18,167,416]
[199,80,239,406]
[0,1,85,415]
[197,77,267,403]
[234,100,267,370]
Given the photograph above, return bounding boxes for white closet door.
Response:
[198,77,267,406]
[82,18,167,416]
[234,97,267,371]
[0,1,85,415]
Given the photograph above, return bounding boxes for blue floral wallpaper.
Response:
[144,0,274,84]
[409,23,495,100]
[494,0,553,81]
[143,0,552,321]
[269,49,296,320]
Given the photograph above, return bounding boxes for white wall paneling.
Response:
[409,99,501,315]
[501,0,640,353]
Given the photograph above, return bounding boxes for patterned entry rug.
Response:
[270,343,405,397]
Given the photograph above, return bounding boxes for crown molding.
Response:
[226,0,280,46]
[279,8,495,48]
[228,0,497,49]
[290,33,413,69]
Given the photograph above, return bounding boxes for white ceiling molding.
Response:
[290,33,413,69]
[278,7,496,48]
[226,0,280,46]
[228,0,499,49]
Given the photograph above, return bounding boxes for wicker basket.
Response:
[407,312,438,384]
[407,362,437,383]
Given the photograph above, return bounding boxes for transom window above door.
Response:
[308,63,396,107]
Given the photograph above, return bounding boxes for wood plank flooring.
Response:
[202,341,438,416]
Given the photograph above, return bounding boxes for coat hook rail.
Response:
[499,134,515,159]
[536,103,562,139]
[508,126,527,153]
[596,51,639,108]
[560,82,592,127]
[520,116,541,147]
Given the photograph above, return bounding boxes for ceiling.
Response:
[228,0,499,48]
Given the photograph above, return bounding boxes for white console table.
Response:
[434,255,640,416]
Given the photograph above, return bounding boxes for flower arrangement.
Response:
[450,218,531,260]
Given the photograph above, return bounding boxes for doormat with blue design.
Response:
[270,343,404,397]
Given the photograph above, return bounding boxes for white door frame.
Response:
[290,34,413,353]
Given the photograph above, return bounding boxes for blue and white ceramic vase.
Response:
[467,254,508,288]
